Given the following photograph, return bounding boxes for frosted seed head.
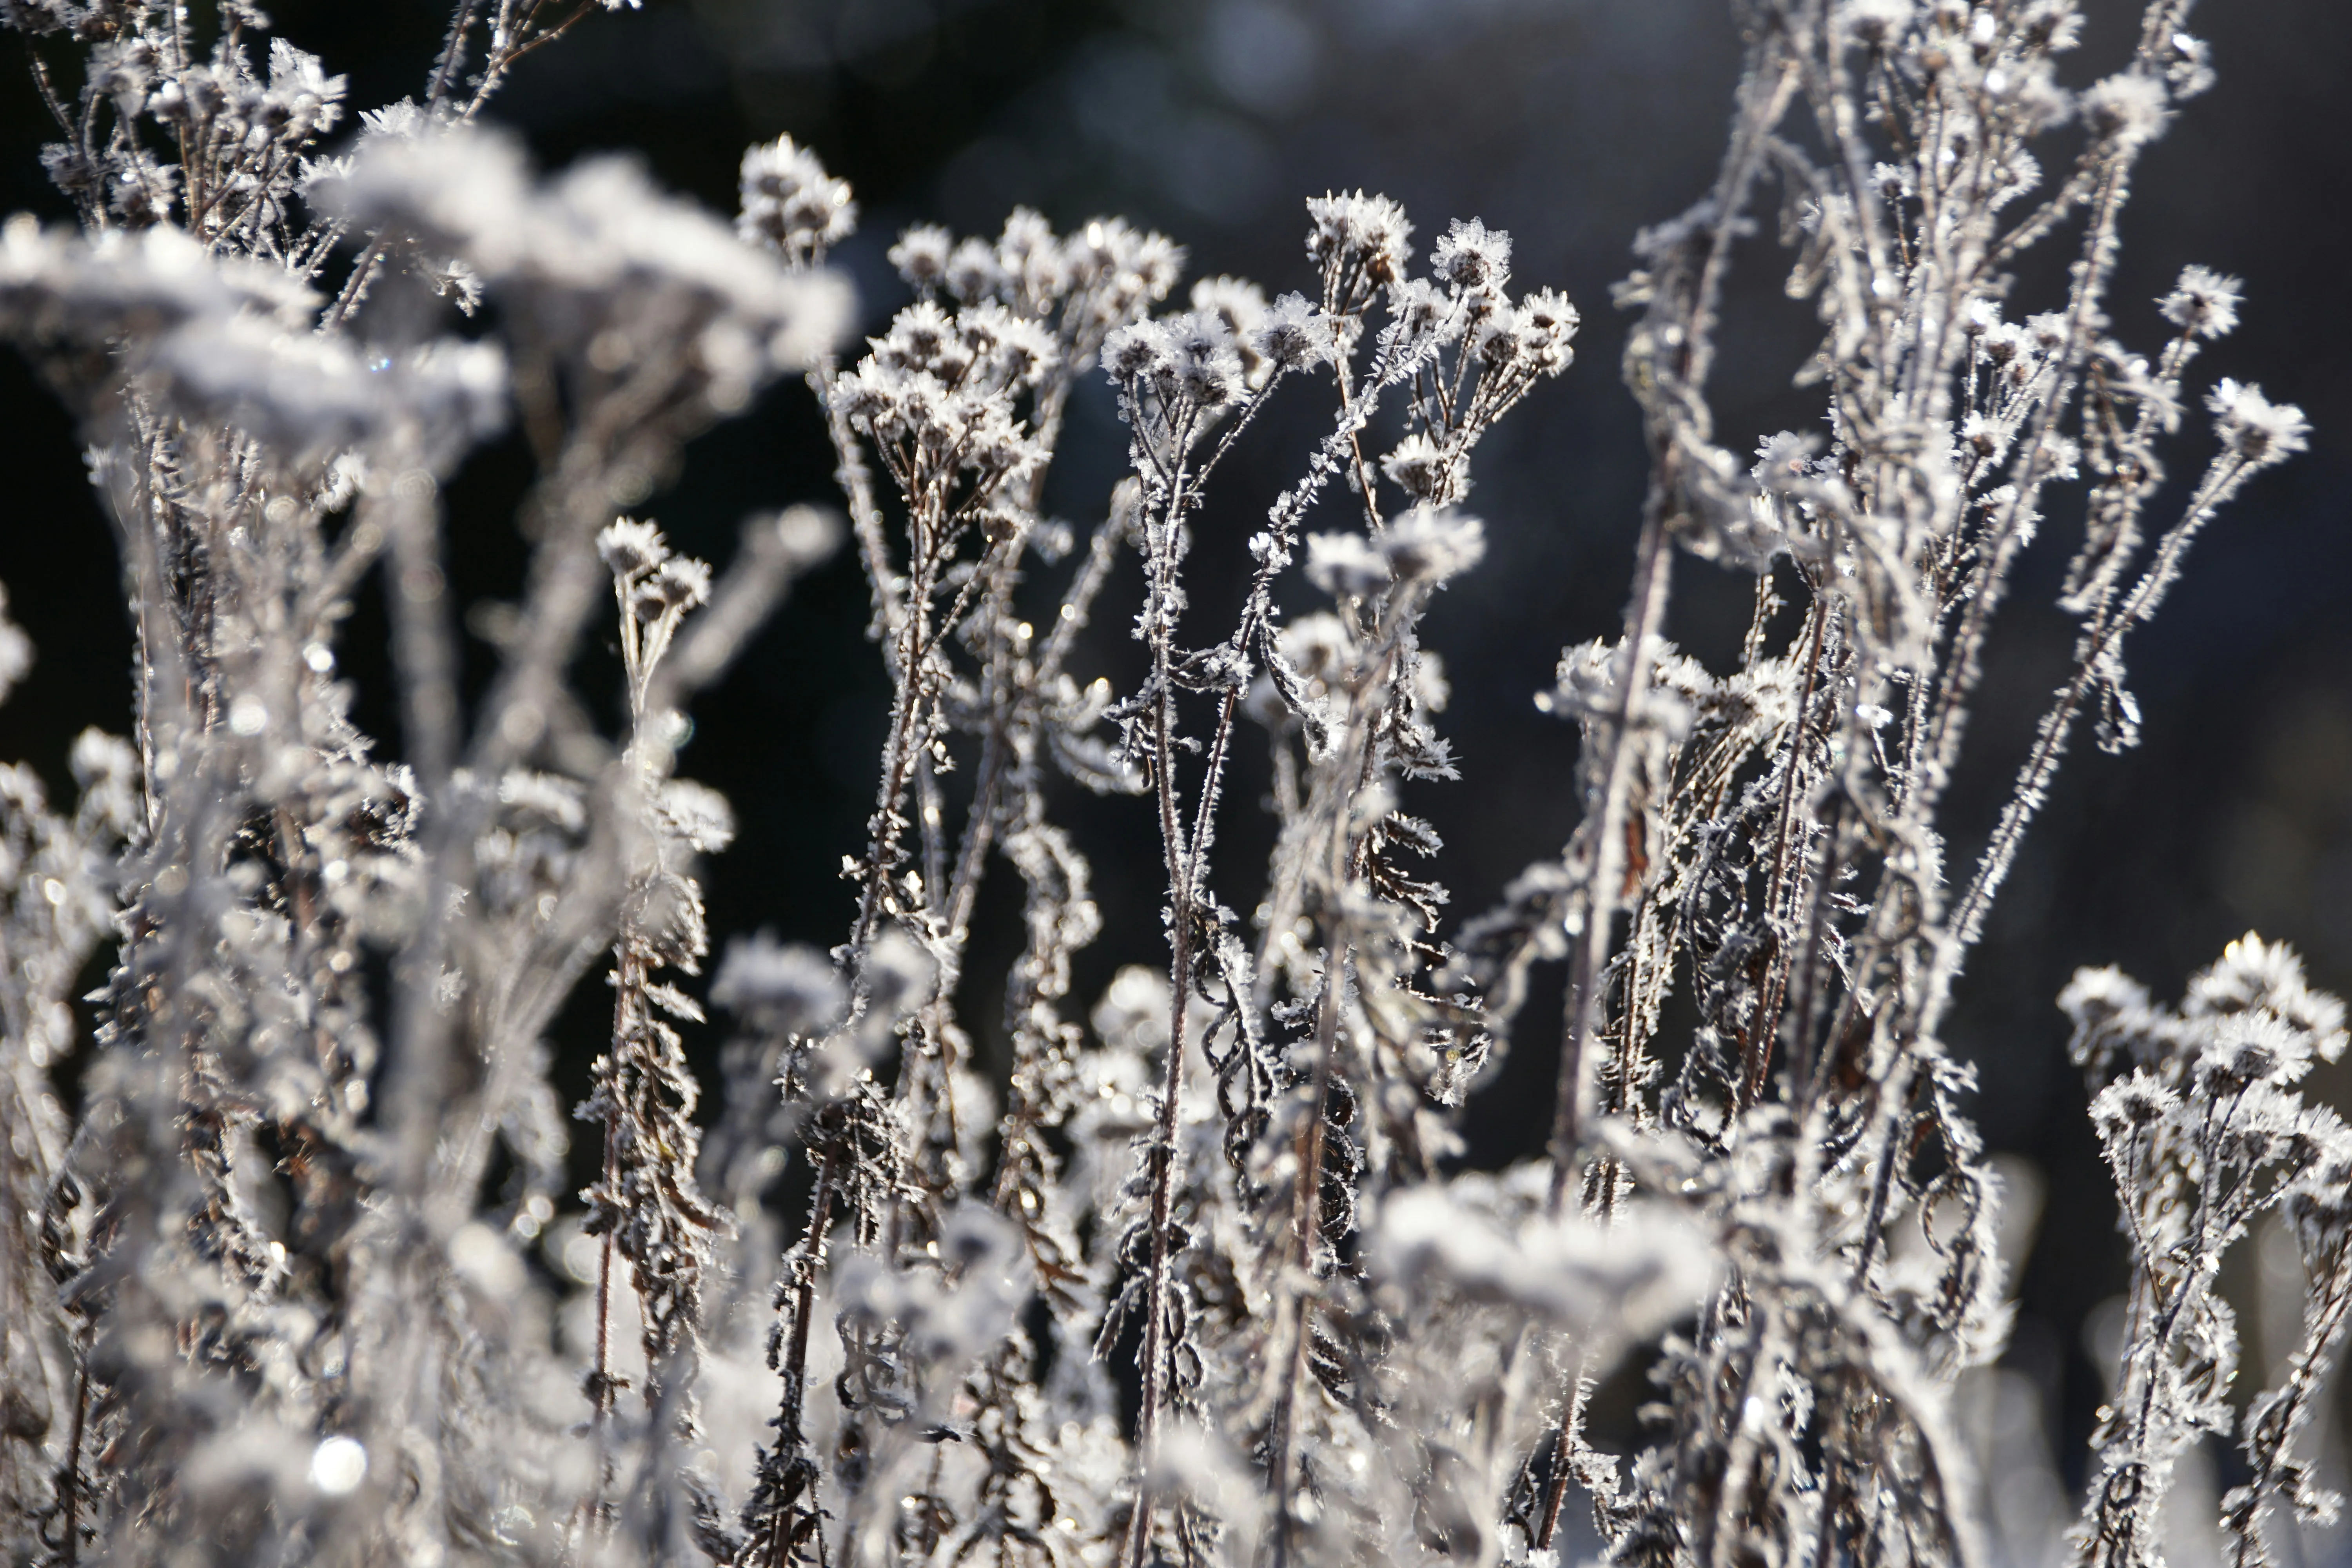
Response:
[996,207,1072,302]
[650,555,710,611]
[1188,274,1267,338]
[1102,319,1172,383]
[1388,276,1460,347]
[2081,72,2168,148]
[944,236,1007,304]
[1254,291,1335,372]
[2016,0,2083,54]
[2186,933,2347,1061]
[1192,275,1271,384]
[2207,379,2308,467]
[1835,0,1914,48]
[1514,287,1580,372]
[2160,264,2241,340]
[1167,310,1244,407]
[737,134,857,261]
[890,223,953,291]
[1382,507,1486,584]
[0,586,29,706]
[1305,189,1413,284]
[1381,431,1454,504]
[1432,217,1512,295]
[1304,532,1390,599]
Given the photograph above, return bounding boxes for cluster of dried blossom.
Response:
[0,2,2336,1568]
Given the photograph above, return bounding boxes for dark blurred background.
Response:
[4,0,2349,1512]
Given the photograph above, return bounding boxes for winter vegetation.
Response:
[0,2,2339,1566]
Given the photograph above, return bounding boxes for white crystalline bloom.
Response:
[597,517,670,578]
[1381,432,1457,504]
[737,134,857,259]
[2160,264,2241,339]
[2207,378,2309,467]
[889,223,953,290]
[2184,932,2348,1061]
[263,38,347,143]
[1382,506,1486,584]
[1549,639,1620,717]
[1305,189,1413,275]
[711,933,846,1036]
[67,728,139,831]
[1189,274,1267,338]
[943,234,1007,304]
[875,298,960,376]
[1304,532,1390,599]
[497,769,588,832]
[1072,217,1185,304]
[996,207,1073,301]
[2058,964,2154,1032]
[1275,612,1352,687]
[1387,276,1462,347]
[2080,71,2169,148]
[2200,1010,2315,1088]
[645,555,713,613]
[308,1435,368,1496]
[1254,290,1335,372]
[1514,286,1580,371]
[1431,217,1512,294]
[2089,1070,2180,1143]
[2164,31,2215,98]
[1169,310,1244,407]
[831,1207,1027,1364]
[86,39,154,117]
[1412,649,1451,713]
[954,299,1058,389]
[1102,319,1171,382]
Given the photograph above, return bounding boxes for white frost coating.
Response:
[1371,1185,1717,1345]
[310,127,854,381]
[149,317,507,459]
[0,216,315,341]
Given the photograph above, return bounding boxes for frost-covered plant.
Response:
[2060,938,2352,1568]
[0,2,2330,1568]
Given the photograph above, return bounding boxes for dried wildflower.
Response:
[1303,531,1390,597]
[2207,377,2309,466]
[2160,263,2242,339]
[737,134,857,265]
[1381,505,1486,583]
[1431,216,1512,294]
